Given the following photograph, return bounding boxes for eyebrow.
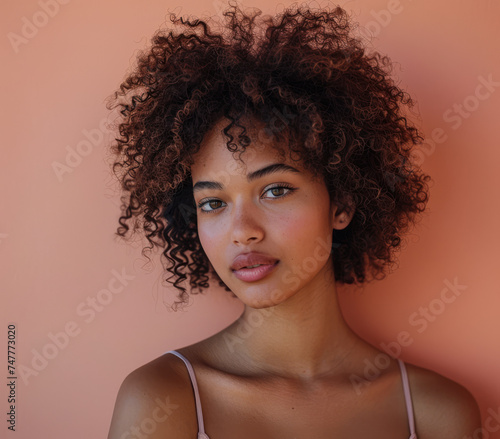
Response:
[192,163,301,193]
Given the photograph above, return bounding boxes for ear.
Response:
[330,195,355,230]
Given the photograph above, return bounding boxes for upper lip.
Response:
[230,252,279,271]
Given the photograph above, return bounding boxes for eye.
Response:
[263,184,295,199]
[196,183,297,214]
[197,199,224,213]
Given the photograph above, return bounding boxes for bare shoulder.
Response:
[107,353,198,439]
[405,362,482,438]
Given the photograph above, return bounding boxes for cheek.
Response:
[197,220,223,258]
[279,214,308,239]
[280,207,332,261]
[281,206,329,240]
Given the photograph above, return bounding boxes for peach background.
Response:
[1,0,499,437]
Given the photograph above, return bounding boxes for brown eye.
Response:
[197,199,224,214]
[208,200,222,209]
[263,184,297,199]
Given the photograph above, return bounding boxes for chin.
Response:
[235,285,294,309]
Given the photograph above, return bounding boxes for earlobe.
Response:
[330,198,355,231]
[333,213,351,230]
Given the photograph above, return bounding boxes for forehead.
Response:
[190,117,299,177]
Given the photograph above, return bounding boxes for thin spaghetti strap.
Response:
[166,350,210,439]
[397,359,417,439]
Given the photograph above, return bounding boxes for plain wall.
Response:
[2,0,499,437]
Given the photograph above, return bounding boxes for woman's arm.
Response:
[107,356,198,439]
[408,364,482,438]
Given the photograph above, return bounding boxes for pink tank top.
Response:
[166,350,417,439]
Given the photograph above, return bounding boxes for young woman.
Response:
[106,3,482,438]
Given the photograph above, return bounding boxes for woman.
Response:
[106,3,482,438]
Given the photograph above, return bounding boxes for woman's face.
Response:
[190,119,350,309]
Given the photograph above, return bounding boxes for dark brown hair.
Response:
[105,2,431,310]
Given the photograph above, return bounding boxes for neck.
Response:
[225,260,365,380]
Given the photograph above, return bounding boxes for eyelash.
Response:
[196,183,297,214]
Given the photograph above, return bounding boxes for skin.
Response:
[107,117,482,439]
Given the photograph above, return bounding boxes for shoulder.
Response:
[405,362,482,438]
[107,352,198,439]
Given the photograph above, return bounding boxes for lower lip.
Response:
[232,261,279,282]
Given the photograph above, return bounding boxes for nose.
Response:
[230,198,265,245]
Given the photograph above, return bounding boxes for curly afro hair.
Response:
[105,1,431,310]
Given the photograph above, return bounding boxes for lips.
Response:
[230,252,279,271]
